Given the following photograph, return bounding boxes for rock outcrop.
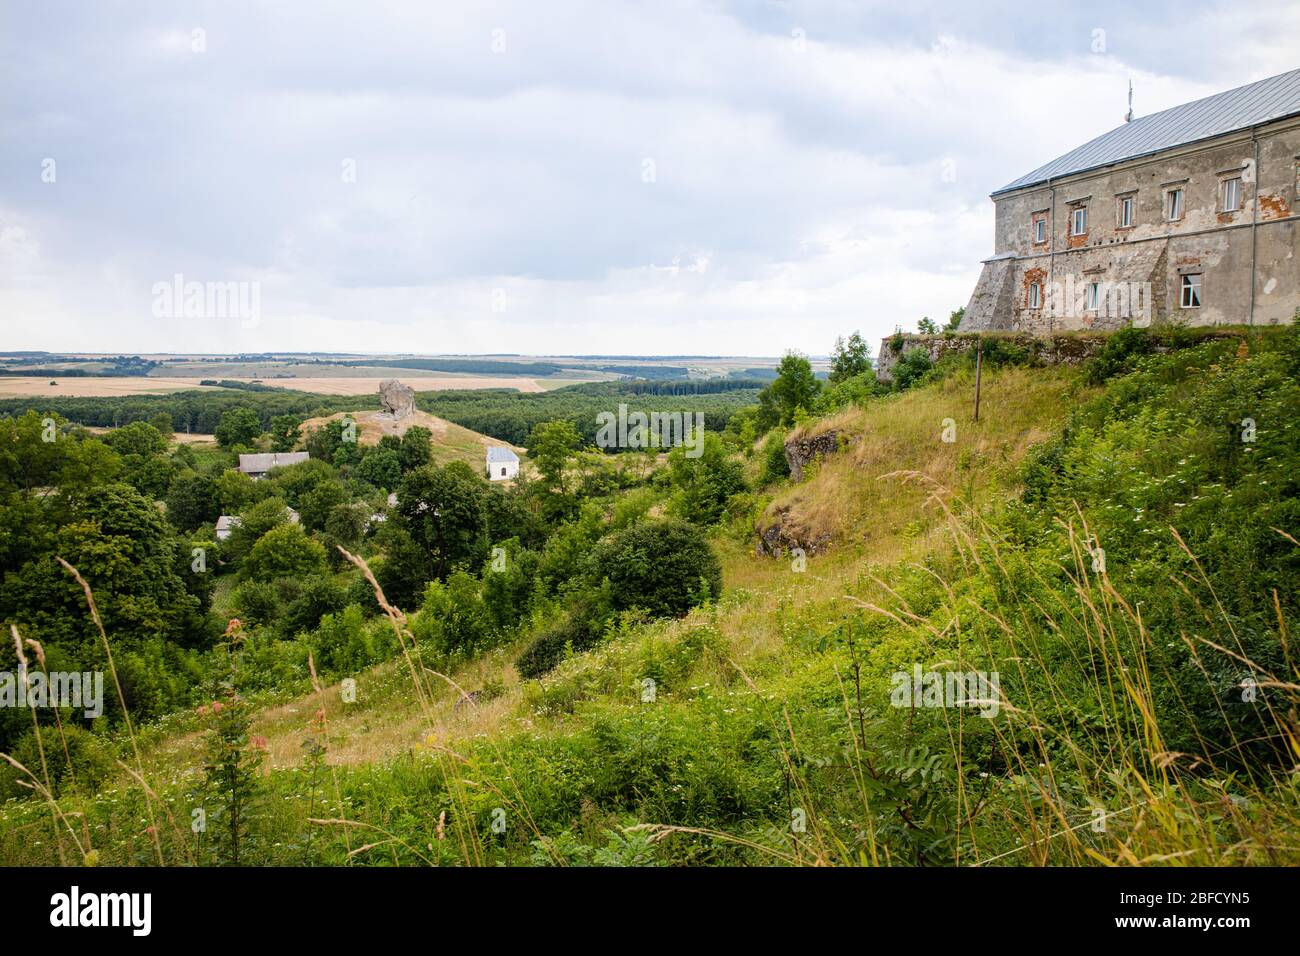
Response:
[755,509,831,558]
[785,429,841,482]
[378,379,416,420]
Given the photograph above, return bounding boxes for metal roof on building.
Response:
[237,451,310,473]
[486,446,519,463]
[994,68,1300,196]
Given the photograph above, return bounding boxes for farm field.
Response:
[0,377,228,397]
[216,375,554,394]
[82,425,217,445]
[0,374,551,397]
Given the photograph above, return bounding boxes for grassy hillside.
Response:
[298,408,526,472]
[762,366,1089,561]
[2,328,1297,867]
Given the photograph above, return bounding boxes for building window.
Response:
[1071,207,1087,236]
[1028,282,1042,309]
[1180,273,1202,308]
[1032,216,1047,244]
[1118,195,1135,228]
[1221,177,1242,212]
[1086,282,1101,311]
[1166,188,1184,221]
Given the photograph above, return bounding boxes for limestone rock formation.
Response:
[378,379,416,420]
[784,429,841,483]
[754,509,832,558]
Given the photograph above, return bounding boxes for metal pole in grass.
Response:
[973,336,984,423]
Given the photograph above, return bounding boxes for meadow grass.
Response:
[3,351,1296,867]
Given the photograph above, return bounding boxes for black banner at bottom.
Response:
[9,865,1278,942]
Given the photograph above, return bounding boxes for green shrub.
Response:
[308,604,385,676]
[1083,325,1152,384]
[242,523,326,581]
[345,573,382,616]
[892,348,933,390]
[230,580,280,628]
[0,724,117,800]
[590,518,722,617]
[411,571,494,659]
[516,589,613,679]
[759,428,790,484]
[665,434,747,525]
[283,576,348,635]
[480,539,540,631]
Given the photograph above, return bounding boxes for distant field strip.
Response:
[0,377,227,397]
[0,375,550,397]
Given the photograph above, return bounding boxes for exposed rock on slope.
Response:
[753,367,1079,560]
[785,429,842,482]
[755,510,831,558]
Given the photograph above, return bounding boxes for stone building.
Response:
[962,68,1300,333]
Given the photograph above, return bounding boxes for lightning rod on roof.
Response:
[1125,80,1134,123]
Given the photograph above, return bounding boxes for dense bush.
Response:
[759,428,790,484]
[590,519,722,617]
[242,524,327,581]
[309,605,396,676]
[0,724,118,800]
[665,434,747,524]
[411,571,494,658]
[891,347,933,390]
[1012,325,1300,763]
[515,589,614,679]
[230,579,281,628]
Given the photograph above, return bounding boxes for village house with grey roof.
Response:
[237,451,310,479]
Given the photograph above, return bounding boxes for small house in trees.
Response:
[216,509,294,540]
[237,451,309,479]
[486,447,519,481]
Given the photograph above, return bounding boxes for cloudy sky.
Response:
[2,1,1297,356]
